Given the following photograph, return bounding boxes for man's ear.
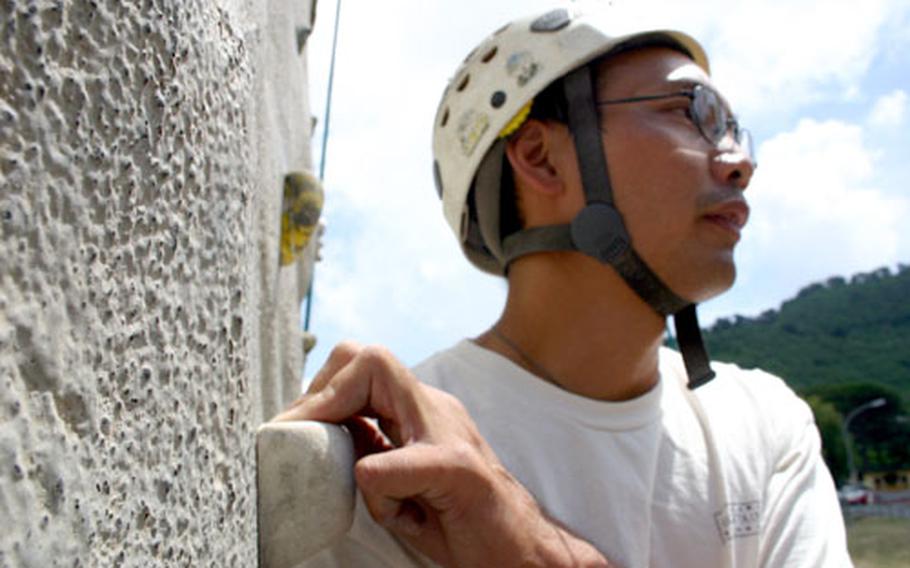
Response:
[504,119,566,196]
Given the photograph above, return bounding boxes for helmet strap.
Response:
[475,140,506,262]
[674,304,716,388]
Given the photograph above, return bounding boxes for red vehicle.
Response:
[838,484,874,505]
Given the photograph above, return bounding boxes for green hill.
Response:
[704,264,910,402]
[697,264,910,481]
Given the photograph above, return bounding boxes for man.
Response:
[276,8,851,567]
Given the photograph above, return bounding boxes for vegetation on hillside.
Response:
[705,264,910,399]
[698,264,910,483]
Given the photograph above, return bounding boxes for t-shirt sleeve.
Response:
[758,392,853,567]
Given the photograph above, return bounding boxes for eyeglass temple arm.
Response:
[596,91,694,107]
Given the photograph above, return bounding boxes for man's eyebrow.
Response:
[661,78,706,90]
[626,78,704,98]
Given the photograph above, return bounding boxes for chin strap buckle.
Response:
[570,202,629,264]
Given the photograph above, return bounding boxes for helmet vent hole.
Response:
[481,46,498,63]
[456,74,470,92]
[440,108,450,127]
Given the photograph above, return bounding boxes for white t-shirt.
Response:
[305,341,851,568]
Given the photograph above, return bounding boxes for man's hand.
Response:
[273,342,610,568]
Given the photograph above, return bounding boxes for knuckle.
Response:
[358,345,405,380]
[329,340,361,362]
[438,390,468,413]
[446,440,475,464]
[354,456,396,499]
[353,458,378,488]
[359,344,393,365]
[445,441,484,477]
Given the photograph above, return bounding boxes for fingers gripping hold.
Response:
[308,340,363,393]
[267,341,611,567]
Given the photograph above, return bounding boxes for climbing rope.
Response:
[304,0,343,332]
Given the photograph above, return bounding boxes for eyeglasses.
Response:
[597,84,755,166]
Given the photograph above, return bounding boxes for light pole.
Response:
[841,397,887,485]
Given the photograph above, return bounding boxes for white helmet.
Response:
[432,7,708,274]
[431,8,719,389]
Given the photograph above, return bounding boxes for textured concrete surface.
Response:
[0,0,319,565]
[257,421,355,568]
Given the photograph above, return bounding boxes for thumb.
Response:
[354,444,453,563]
[355,443,447,521]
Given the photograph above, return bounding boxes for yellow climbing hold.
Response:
[280,171,324,266]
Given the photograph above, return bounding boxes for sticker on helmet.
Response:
[457,110,490,156]
[530,8,571,32]
[506,52,540,87]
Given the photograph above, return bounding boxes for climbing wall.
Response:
[0,0,319,564]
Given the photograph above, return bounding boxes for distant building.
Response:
[862,469,910,492]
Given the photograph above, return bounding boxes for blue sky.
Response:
[301,0,910,376]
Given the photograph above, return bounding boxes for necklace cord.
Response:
[489,326,560,387]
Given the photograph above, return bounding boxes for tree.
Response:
[802,383,910,475]
[804,395,848,484]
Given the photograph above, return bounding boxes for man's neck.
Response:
[476,254,666,401]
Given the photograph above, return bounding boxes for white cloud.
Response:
[868,89,907,128]
[709,1,886,109]
[578,0,908,119]
[701,117,910,324]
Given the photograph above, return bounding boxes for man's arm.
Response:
[757,393,852,567]
[274,341,611,568]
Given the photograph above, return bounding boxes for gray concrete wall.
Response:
[0,0,319,565]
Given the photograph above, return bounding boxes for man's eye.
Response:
[662,103,691,118]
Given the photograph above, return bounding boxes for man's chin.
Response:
[676,262,737,305]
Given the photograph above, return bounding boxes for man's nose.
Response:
[711,142,755,190]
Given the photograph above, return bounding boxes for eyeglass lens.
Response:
[692,86,755,165]
[692,86,725,143]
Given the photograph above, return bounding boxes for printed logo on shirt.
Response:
[714,501,761,542]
